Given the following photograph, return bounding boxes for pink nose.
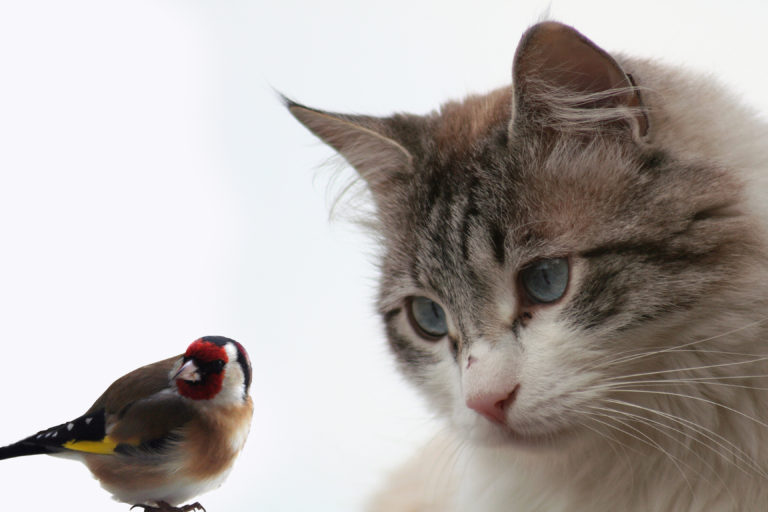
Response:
[466,384,520,424]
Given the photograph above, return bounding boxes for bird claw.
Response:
[179,503,206,512]
[131,501,205,512]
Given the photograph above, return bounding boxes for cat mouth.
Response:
[472,420,575,448]
[501,426,573,448]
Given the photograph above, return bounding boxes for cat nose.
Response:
[466,384,520,425]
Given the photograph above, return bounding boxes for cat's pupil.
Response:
[519,258,569,304]
[408,296,448,339]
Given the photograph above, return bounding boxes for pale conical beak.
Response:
[174,360,201,382]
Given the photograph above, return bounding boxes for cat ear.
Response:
[511,21,648,138]
[285,99,414,194]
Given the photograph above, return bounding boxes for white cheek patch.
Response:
[515,320,605,416]
[210,343,248,406]
[520,321,570,382]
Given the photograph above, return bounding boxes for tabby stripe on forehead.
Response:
[459,176,480,262]
[489,223,506,265]
[582,241,709,265]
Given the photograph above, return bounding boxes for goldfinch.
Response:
[0,336,253,512]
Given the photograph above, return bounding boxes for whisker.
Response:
[428,430,465,499]
[590,346,658,370]
[595,316,768,369]
[578,411,649,455]
[601,394,768,481]
[664,348,768,358]
[606,389,768,431]
[575,414,640,490]
[634,373,768,381]
[596,378,768,392]
[581,408,696,493]
[579,421,624,456]
[587,403,746,497]
[602,356,768,383]
[600,397,768,480]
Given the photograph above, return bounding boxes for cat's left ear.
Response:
[285,99,414,198]
[511,21,649,139]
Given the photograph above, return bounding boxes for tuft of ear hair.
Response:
[284,96,414,197]
[511,21,649,139]
[283,21,651,207]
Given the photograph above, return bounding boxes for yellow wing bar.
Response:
[62,435,138,455]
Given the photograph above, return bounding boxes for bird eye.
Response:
[519,257,569,304]
[407,296,448,340]
[198,359,226,376]
[208,359,226,374]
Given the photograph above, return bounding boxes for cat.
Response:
[286,21,768,512]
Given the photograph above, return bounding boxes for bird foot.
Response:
[131,501,206,512]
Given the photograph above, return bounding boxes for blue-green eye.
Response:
[519,258,569,304]
[408,296,448,340]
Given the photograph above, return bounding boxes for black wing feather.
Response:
[0,442,55,460]
[0,410,107,460]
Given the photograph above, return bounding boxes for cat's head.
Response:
[287,22,762,448]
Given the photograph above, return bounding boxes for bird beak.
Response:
[174,360,201,382]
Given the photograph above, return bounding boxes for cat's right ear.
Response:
[284,98,414,196]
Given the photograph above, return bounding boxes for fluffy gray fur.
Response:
[287,21,768,512]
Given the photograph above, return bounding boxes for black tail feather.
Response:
[0,442,54,460]
[0,412,107,462]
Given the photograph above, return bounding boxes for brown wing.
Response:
[87,355,182,415]
[86,354,199,450]
[107,392,198,446]
[5,354,192,457]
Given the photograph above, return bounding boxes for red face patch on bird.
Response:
[176,338,230,401]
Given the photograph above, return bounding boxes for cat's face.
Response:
[373,116,748,447]
[288,22,757,449]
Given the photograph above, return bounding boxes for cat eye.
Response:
[407,296,448,340]
[519,257,570,304]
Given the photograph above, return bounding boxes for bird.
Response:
[0,335,253,512]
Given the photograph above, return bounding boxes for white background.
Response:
[0,1,766,511]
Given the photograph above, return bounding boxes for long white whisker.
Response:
[602,356,768,383]
[588,404,738,506]
[607,389,768,431]
[601,397,768,479]
[595,317,768,369]
[597,378,768,392]
[664,348,768,357]
[578,420,624,455]
[587,402,749,495]
[577,419,639,491]
[582,408,695,494]
[428,430,468,500]
[578,411,652,457]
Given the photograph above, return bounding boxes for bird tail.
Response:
[0,442,54,460]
